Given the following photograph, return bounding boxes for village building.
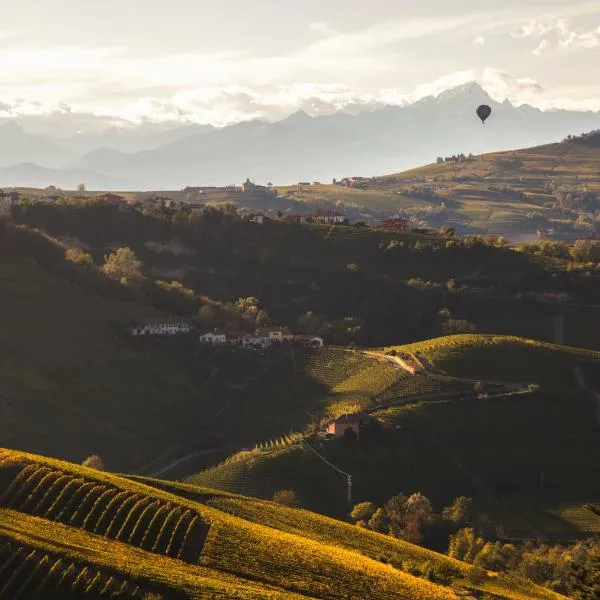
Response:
[325,412,371,440]
[283,214,312,224]
[143,195,181,211]
[537,228,556,239]
[39,194,63,203]
[314,209,347,225]
[186,202,206,214]
[131,319,192,336]
[94,193,126,205]
[0,190,20,206]
[199,330,229,345]
[381,218,410,232]
[256,326,294,343]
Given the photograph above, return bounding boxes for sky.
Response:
[1,0,600,125]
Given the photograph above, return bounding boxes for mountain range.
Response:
[1,82,600,190]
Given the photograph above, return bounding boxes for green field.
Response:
[274,140,600,237]
[189,335,600,538]
[0,449,566,600]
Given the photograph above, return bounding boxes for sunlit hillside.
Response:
[0,449,566,600]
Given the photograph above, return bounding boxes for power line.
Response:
[301,440,352,514]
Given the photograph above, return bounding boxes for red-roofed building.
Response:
[382,218,410,232]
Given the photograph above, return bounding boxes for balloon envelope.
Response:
[476,104,492,123]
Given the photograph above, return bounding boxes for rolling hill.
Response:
[188,335,600,535]
[0,448,566,600]
[276,136,600,239]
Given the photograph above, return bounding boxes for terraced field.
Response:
[0,459,210,564]
[0,539,146,600]
[0,449,566,600]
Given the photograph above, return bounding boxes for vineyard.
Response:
[0,538,146,599]
[0,448,566,600]
[129,476,567,600]
[384,334,600,389]
[0,461,210,564]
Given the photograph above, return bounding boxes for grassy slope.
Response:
[0,449,564,600]
[0,244,412,469]
[385,334,600,388]
[127,477,565,600]
[189,336,600,533]
[278,141,600,235]
[0,254,245,471]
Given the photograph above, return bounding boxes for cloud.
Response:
[473,36,485,45]
[532,39,550,55]
[481,68,545,103]
[509,17,600,53]
[303,15,490,57]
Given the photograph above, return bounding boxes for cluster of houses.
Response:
[281,208,347,225]
[129,319,324,349]
[0,190,21,206]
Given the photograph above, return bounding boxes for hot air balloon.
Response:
[476,104,491,124]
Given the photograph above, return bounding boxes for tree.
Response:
[443,318,476,334]
[448,527,486,563]
[77,183,86,192]
[571,554,600,600]
[255,309,270,327]
[82,455,105,470]
[570,240,600,263]
[350,501,377,525]
[442,496,474,527]
[197,305,218,329]
[439,225,455,238]
[272,490,300,508]
[402,493,434,544]
[102,247,142,283]
[65,248,93,266]
[368,507,390,533]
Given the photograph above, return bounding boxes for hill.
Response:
[188,335,600,535]
[0,448,566,600]
[277,138,600,240]
[4,200,600,470]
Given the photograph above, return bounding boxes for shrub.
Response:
[81,455,105,471]
[272,490,300,508]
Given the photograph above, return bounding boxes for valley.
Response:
[1,135,600,598]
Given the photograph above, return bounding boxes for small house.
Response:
[0,190,20,206]
[314,209,346,225]
[94,193,126,205]
[199,330,228,345]
[325,412,371,440]
[131,319,192,336]
[381,218,410,232]
[256,327,293,344]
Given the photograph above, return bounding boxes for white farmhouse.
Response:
[131,319,192,336]
[199,330,228,345]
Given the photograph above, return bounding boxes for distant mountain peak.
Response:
[0,120,24,136]
[436,81,495,103]
[282,110,313,122]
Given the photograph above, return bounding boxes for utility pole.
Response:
[301,440,353,516]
